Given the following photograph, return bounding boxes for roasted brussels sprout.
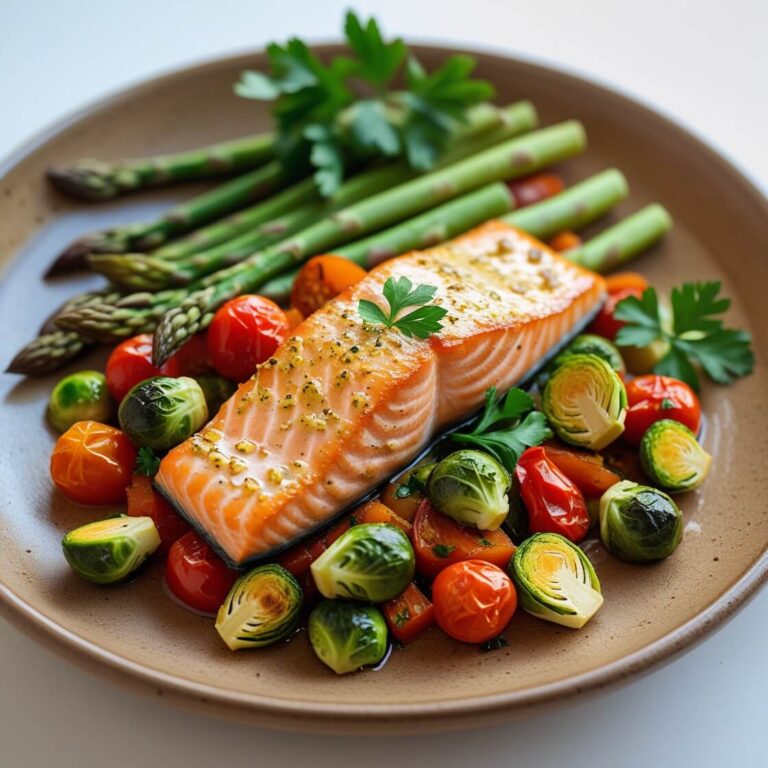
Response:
[599,480,683,562]
[542,353,627,451]
[511,532,603,628]
[640,419,711,492]
[310,523,415,602]
[426,450,511,531]
[308,600,388,675]
[553,334,625,378]
[62,514,160,584]
[215,564,303,650]
[195,374,237,415]
[118,376,208,451]
[47,370,112,433]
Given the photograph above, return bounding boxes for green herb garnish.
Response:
[614,281,754,391]
[135,446,161,477]
[432,544,456,558]
[451,387,552,472]
[235,11,493,195]
[394,609,411,628]
[479,635,509,653]
[359,276,448,339]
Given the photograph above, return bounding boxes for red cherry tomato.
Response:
[50,421,137,505]
[126,474,191,554]
[173,332,212,376]
[588,287,642,341]
[207,295,290,381]
[515,447,590,543]
[623,375,702,445]
[165,532,240,614]
[432,560,517,644]
[105,334,180,402]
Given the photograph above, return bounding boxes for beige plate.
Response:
[0,46,767,734]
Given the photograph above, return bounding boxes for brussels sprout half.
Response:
[62,514,160,585]
[427,449,511,531]
[310,523,415,603]
[542,353,627,451]
[216,564,303,650]
[511,532,603,629]
[47,370,113,433]
[118,375,208,452]
[552,334,626,378]
[640,419,711,493]
[599,480,683,562]
[308,600,388,675]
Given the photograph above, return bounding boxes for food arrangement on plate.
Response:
[5,13,755,677]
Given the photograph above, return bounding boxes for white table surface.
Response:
[1,1,766,765]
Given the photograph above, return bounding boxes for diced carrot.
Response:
[507,173,565,208]
[379,482,422,522]
[604,271,649,295]
[352,499,412,534]
[548,231,582,252]
[382,583,435,644]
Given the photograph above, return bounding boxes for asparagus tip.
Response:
[46,161,118,201]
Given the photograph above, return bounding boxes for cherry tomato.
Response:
[539,445,621,498]
[105,334,180,403]
[506,173,564,208]
[548,231,582,252]
[623,375,701,445]
[172,332,212,376]
[432,560,517,644]
[290,255,367,317]
[126,474,191,554]
[165,532,240,614]
[207,295,289,381]
[515,447,590,543]
[50,420,137,505]
[412,499,516,580]
[604,272,649,295]
[588,287,642,341]
[382,582,435,644]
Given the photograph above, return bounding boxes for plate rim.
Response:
[1,43,767,730]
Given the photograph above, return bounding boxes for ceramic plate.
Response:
[1,46,766,734]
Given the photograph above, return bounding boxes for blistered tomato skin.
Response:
[432,560,517,644]
[207,295,290,382]
[105,334,181,403]
[588,288,643,341]
[50,421,137,505]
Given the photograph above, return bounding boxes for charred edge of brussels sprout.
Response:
[599,480,683,562]
[216,564,303,650]
[639,419,711,493]
[308,600,388,675]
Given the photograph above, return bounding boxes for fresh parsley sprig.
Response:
[451,387,552,472]
[235,11,494,195]
[358,276,448,339]
[135,446,161,478]
[614,280,754,391]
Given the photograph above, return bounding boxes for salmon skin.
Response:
[155,221,606,567]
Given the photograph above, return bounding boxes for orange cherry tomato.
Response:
[165,532,240,614]
[207,295,289,381]
[126,474,191,554]
[412,499,516,580]
[105,334,181,403]
[548,231,582,252]
[588,287,643,341]
[604,272,649,295]
[623,375,702,445]
[50,420,137,505]
[540,445,621,498]
[432,560,517,644]
[290,255,367,317]
[382,582,435,644]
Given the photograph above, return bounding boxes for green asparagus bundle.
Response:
[88,102,540,291]
[47,132,277,202]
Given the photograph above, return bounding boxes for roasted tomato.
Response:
[623,375,702,445]
[290,255,367,317]
[105,333,181,402]
[165,532,239,614]
[172,332,212,376]
[207,295,289,381]
[126,474,191,554]
[432,560,517,644]
[50,420,137,505]
[588,287,643,342]
[412,499,516,580]
[515,447,590,543]
[506,172,564,208]
[539,445,621,498]
[382,582,435,644]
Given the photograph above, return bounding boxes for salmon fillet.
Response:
[155,221,605,565]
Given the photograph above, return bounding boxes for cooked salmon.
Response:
[155,221,606,565]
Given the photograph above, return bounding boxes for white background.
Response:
[1,1,766,766]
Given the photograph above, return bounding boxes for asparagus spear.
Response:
[46,132,277,202]
[89,102,540,290]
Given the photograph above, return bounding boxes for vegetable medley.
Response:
[7,12,755,678]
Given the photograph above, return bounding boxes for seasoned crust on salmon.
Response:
[155,221,606,565]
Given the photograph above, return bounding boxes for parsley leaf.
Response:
[358,276,447,339]
[614,281,755,391]
[343,12,406,88]
[135,447,160,478]
[451,387,553,471]
[432,544,456,558]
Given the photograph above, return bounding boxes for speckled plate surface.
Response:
[1,46,766,734]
